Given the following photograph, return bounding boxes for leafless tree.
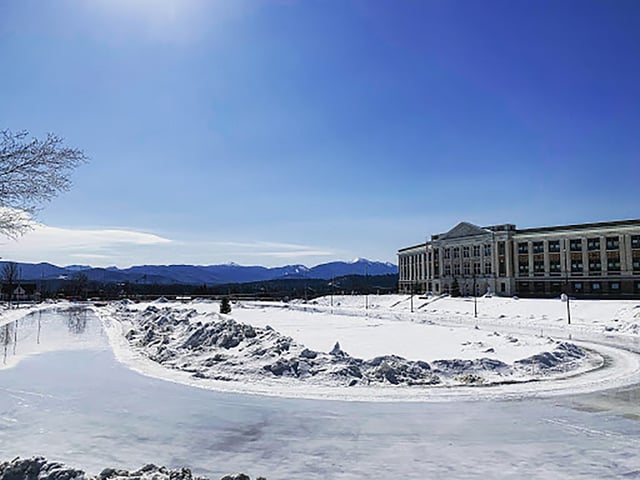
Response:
[2,261,19,306]
[0,129,87,238]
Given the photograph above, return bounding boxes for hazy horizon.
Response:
[2,0,639,267]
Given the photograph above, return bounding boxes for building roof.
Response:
[438,222,491,240]
[397,242,426,253]
[516,218,640,235]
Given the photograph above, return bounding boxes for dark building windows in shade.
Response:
[607,252,621,272]
[571,253,583,273]
[606,236,620,250]
[533,241,544,254]
[518,242,528,254]
[587,238,600,251]
[570,239,582,252]
[518,256,529,275]
[548,240,560,252]
[589,251,602,273]
[633,235,640,249]
[534,258,545,274]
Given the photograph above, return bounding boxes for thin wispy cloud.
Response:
[1,223,336,267]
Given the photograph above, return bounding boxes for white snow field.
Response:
[1,301,640,479]
[86,295,640,402]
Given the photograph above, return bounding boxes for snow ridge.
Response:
[113,305,596,388]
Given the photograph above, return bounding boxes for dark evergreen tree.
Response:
[220,296,232,314]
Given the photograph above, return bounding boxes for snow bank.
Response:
[0,457,263,480]
[104,304,600,390]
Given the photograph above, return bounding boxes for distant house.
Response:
[1,283,40,302]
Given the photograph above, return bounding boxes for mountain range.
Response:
[0,258,398,286]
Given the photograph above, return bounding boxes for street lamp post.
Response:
[365,263,369,311]
[410,284,414,313]
[473,274,478,319]
[564,241,572,325]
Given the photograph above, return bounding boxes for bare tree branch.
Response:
[0,129,87,238]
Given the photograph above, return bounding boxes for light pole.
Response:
[365,263,369,311]
[410,283,414,313]
[473,274,478,319]
[563,241,572,325]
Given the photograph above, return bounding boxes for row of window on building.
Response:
[517,235,640,254]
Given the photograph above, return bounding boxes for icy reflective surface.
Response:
[1,310,639,479]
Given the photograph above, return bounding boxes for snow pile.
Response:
[0,457,263,480]
[112,304,598,388]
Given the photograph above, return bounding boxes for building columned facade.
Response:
[398,219,640,298]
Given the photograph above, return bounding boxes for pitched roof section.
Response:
[439,222,490,240]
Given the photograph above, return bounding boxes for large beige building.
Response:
[398,219,640,298]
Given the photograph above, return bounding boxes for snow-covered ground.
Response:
[87,295,640,402]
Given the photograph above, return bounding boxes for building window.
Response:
[519,259,529,275]
[463,263,470,275]
[634,253,640,273]
[484,262,492,275]
[610,282,621,290]
[444,265,451,276]
[548,240,560,253]
[453,247,460,258]
[549,260,561,274]
[587,238,600,251]
[570,239,582,252]
[518,242,528,254]
[606,236,620,250]
[632,235,640,249]
[571,253,583,273]
[574,282,583,291]
[533,241,544,254]
[473,262,481,275]
[484,244,492,257]
[473,245,480,257]
[534,259,545,274]
[463,246,470,258]
[589,252,602,273]
[607,253,621,272]
[500,282,506,293]
[444,248,450,259]
[592,282,601,291]
[453,264,460,275]
[499,259,506,276]
[498,242,505,255]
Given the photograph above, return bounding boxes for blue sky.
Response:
[1,0,639,267]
